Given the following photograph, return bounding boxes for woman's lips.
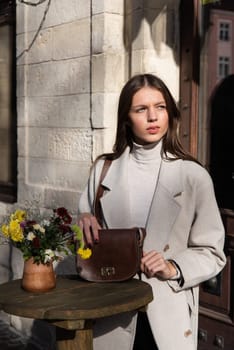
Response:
[147,126,159,134]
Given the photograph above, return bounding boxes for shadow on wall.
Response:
[123,0,180,71]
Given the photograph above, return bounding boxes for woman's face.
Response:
[128,86,169,145]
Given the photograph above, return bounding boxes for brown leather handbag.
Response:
[76,159,146,282]
[77,227,146,282]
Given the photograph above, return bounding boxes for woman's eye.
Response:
[135,107,146,113]
[157,105,166,110]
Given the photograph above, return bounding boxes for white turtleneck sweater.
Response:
[128,140,162,228]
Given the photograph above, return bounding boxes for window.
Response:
[0,1,17,202]
[219,21,230,41]
[218,56,230,79]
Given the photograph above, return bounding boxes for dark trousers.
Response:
[133,312,158,350]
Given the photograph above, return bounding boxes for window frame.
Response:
[219,20,231,41]
[218,56,230,79]
[0,1,17,203]
[179,0,199,157]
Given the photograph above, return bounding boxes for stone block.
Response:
[53,20,90,60]
[142,52,179,99]
[17,127,26,158]
[17,28,53,65]
[16,2,26,34]
[23,1,48,33]
[0,203,8,218]
[126,0,178,12]
[17,97,26,127]
[92,0,124,15]
[131,49,144,74]
[16,33,28,66]
[26,128,92,161]
[131,8,166,51]
[17,182,45,208]
[16,65,26,98]
[92,13,124,54]
[17,157,25,182]
[91,93,118,129]
[26,158,91,191]
[130,49,179,99]
[92,53,125,93]
[93,129,115,160]
[44,188,82,214]
[126,0,145,13]
[26,95,90,128]
[45,0,90,27]
[24,0,90,33]
[26,58,90,96]
[128,1,179,52]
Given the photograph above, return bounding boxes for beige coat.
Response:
[78,148,226,350]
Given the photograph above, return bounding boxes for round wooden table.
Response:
[0,275,153,350]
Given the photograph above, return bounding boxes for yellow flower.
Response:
[9,220,24,242]
[11,210,26,223]
[1,224,10,237]
[77,247,92,259]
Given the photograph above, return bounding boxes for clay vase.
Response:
[21,258,56,293]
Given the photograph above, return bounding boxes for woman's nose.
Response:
[147,108,158,121]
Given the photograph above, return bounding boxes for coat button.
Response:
[163,244,170,252]
[184,329,192,337]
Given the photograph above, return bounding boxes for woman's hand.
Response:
[141,250,177,280]
[77,213,101,246]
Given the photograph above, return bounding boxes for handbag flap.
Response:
[76,228,146,282]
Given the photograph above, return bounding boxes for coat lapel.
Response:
[145,159,183,251]
[99,149,183,249]
[99,150,132,228]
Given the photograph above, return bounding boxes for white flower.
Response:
[41,219,50,227]
[44,249,55,263]
[26,232,36,241]
[33,223,45,233]
[39,227,45,233]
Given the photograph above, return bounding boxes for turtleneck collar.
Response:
[130,139,163,162]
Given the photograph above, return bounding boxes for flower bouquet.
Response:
[0,206,91,292]
[1,207,91,264]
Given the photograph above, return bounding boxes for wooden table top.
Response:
[0,275,153,322]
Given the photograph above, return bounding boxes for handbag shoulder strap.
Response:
[94,158,112,225]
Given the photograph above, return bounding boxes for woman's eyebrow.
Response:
[132,100,166,107]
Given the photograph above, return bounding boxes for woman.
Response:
[78,74,226,350]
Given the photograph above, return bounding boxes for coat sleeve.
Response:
[168,164,226,291]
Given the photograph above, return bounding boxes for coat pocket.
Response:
[185,288,195,316]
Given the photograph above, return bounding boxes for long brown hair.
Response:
[99,74,197,162]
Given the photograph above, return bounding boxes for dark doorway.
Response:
[210,75,234,210]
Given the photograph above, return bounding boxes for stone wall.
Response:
[13,0,127,216]
[16,0,92,214]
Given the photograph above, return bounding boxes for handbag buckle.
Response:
[101,267,116,277]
